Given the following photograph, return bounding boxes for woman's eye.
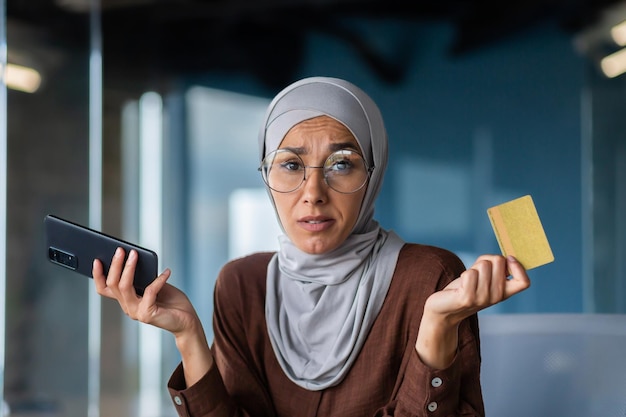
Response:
[281,160,303,171]
[330,159,353,172]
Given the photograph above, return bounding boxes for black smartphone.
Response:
[44,214,159,295]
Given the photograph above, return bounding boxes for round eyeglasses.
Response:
[259,149,374,194]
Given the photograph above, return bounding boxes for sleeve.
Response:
[377,249,484,417]
[391,316,484,417]
[166,255,277,417]
[167,361,236,417]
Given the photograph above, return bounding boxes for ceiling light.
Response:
[601,47,626,78]
[1,63,42,93]
[611,21,626,46]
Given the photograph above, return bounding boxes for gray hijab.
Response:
[260,77,405,390]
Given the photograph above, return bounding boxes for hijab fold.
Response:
[261,77,405,390]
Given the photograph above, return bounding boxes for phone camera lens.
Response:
[48,248,77,270]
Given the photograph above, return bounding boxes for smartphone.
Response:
[44,214,159,295]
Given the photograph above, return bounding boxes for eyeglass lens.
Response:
[261,149,369,193]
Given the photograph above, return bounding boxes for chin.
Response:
[297,239,340,255]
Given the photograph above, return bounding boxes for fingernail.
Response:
[115,247,122,257]
[507,255,517,262]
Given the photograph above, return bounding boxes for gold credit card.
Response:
[487,195,554,270]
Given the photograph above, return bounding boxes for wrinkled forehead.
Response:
[263,82,373,163]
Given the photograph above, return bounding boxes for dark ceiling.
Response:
[6,0,625,88]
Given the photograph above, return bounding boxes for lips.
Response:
[298,216,334,232]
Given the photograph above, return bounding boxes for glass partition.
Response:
[584,68,626,313]
[4,8,91,417]
[0,0,7,414]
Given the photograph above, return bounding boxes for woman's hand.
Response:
[92,247,213,386]
[426,254,530,323]
[416,255,531,368]
[92,247,197,333]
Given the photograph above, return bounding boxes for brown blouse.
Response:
[167,244,485,417]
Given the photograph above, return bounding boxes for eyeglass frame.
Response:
[258,148,375,194]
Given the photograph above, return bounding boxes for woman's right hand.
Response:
[92,247,197,334]
[92,247,213,386]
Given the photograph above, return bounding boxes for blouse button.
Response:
[427,401,438,412]
[173,395,183,406]
[431,377,443,387]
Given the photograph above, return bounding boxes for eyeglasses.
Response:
[259,149,373,194]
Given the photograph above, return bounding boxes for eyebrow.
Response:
[285,142,360,155]
[330,142,360,152]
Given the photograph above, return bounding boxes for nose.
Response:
[301,166,327,204]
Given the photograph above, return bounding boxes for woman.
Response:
[93,77,530,416]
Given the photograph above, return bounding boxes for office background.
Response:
[2,1,626,416]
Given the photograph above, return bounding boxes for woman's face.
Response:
[270,116,368,255]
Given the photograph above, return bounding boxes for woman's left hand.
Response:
[426,254,530,323]
[416,254,531,368]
